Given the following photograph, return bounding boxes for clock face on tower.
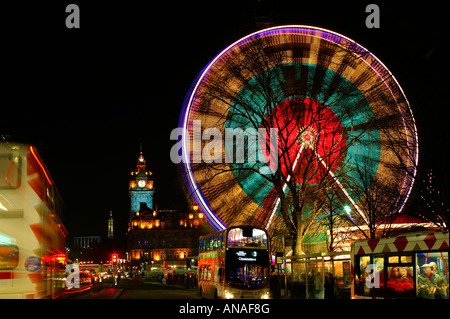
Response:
[137,180,146,188]
[130,151,155,215]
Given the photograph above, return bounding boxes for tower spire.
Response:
[137,143,146,168]
[108,210,114,239]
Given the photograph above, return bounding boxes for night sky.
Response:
[1,1,448,243]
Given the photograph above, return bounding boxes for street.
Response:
[62,278,201,299]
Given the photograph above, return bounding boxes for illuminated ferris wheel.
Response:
[179,26,419,234]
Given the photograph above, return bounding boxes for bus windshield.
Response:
[227,227,268,249]
[225,248,269,289]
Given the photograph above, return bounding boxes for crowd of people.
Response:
[417,262,448,299]
[387,261,448,298]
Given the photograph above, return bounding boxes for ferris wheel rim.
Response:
[179,25,419,231]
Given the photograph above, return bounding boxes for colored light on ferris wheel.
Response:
[179,25,418,232]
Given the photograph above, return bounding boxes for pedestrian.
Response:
[324,273,335,299]
[418,264,437,299]
[435,278,448,299]
[193,273,198,288]
[270,272,281,299]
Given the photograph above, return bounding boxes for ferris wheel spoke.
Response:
[314,150,369,224]
[265,144,304,229]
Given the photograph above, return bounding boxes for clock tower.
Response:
[129,151,154,218]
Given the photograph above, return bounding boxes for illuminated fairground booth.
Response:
[177,26,447,299]
[352,232,448,299]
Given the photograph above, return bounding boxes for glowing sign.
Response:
[234,250,258,262]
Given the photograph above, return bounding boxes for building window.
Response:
[174,252,179,259]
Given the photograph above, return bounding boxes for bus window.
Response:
[0,245,19,269]
[401,255,412,263]
[219,265,224,282]
[385,254,415,297]
[388,256,399,263]
[388,255,412,264]
[225,249,270,289]
[0,154,21,189]
[219,234,224,249]
[386,266,414,297]
[213,236,218,249]
[355,255,384,296]
[416,252,448,299]
[226,264,269,289]
[213,265,219,282]
[373,255,384,289]
[199,266,204,280]
[227,227,268,248]
[209,237,213,251]
[355,256,370,295]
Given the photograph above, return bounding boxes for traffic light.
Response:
[112,254,118,265]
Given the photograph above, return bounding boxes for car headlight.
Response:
[261,292,269,299]
[225,291,234,299]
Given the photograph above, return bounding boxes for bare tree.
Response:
[310,185,355,252]
[340,158,408,239]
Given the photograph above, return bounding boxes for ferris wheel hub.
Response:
[298,128,318,150]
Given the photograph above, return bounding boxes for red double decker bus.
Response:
[198,225,270,299]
